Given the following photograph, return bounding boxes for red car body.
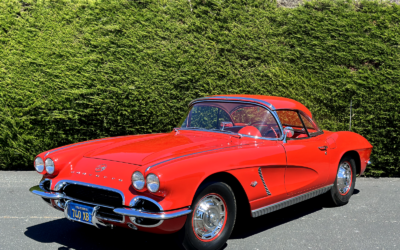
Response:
[30,95,372,239]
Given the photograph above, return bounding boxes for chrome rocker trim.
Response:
[113,207,192,220]
[251,184,333,218]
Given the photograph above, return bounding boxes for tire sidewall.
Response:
[182,182,236,250]
[331,156,356,205]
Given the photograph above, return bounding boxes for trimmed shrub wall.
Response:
[0,0,399,176]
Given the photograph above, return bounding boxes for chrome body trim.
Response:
[251,184,333,218]
[258,167,271,196]
[40,178,52,190]
[282,126,295,143]
[64,200,74,221]
[92,206,110,228]
[145,99,286,172]
[189,96,276,110]
[62,195,116,209]
[129,196,164,228]
[129,216,164,228]
[146,146,238,172]
[180,128,282,141]
[31,183,187,224]
[188,99,283,140]
[114,207,192,220]
[130,196,163,210]
[30,185,65,200]
[127,222,138,230]
[54,179,125,205]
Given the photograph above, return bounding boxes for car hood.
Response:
[84,131,233,166]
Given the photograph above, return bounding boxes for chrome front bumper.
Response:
[29,184,191,221]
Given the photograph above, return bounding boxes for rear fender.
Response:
[326,131,372,183]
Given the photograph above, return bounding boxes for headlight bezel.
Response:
[146,173,160,193]
[45,158,55,174]
[132,171,145,190]
[34,157,45,173]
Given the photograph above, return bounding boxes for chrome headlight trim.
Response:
[45,158,55,174]
[34,157,44,173]
[132,171,145,190]
[146,174,159,193]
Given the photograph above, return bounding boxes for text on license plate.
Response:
[67,202,94,224]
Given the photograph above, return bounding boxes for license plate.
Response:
[67,202,94,225]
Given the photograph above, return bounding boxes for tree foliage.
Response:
[0,0,399,176]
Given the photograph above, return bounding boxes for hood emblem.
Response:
[95,164,107,172]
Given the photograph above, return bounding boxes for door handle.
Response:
[318,146,328,151]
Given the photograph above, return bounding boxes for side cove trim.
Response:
[258,167,272,196]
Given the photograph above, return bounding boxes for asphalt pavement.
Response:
[0,171,399,250]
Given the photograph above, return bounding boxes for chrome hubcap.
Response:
[337,162,352,194]
[192,194,226,241]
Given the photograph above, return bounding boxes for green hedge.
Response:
[0,0,399,176]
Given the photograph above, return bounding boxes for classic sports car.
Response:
[30,95,372,250]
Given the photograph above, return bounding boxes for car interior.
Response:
[183,102,321,139]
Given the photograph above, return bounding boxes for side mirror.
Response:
[220,122,233,130]
[283,127,294,143]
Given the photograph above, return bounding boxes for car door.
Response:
[276,110,330,196]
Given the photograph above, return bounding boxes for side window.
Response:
[299,112,321,136]
[231,105,281,138]
[231,106,275,125]
[276,110,308,138]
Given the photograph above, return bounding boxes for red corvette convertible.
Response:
[30,95,372,250]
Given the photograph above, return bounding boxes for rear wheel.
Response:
[178,182,236,250]
[329,156,356,206]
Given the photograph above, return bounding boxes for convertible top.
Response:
[191,95,313,118]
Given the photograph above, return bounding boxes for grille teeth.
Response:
[258,167,272,196]
[62,184,123,207]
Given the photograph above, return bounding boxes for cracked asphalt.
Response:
[0,171,399,250]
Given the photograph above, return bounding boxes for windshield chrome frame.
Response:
[181,100,284,141]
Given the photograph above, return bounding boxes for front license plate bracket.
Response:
[65,201,94,225]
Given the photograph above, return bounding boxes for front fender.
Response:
[141,141,286,211]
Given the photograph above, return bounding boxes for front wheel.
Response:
[329,156,356,206]
[178,182,237,250]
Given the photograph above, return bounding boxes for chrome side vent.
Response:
[258,167,272,196]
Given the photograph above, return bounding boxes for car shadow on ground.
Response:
[24,189,360,249]
[231,189,359,239]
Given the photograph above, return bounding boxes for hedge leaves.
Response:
[0,0,399,176]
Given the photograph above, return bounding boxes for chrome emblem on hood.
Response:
[95,164,107,172]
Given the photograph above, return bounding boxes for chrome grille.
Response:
[62,184,123,208]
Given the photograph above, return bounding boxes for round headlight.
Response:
[132,171,145,190]
[146,174,159,193]
[45,158,55,174]
[34,157,44,173]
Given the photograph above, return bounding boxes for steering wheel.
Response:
[263,126,279,138]
[248,121,265,126]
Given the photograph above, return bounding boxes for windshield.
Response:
[178,102,282,138]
